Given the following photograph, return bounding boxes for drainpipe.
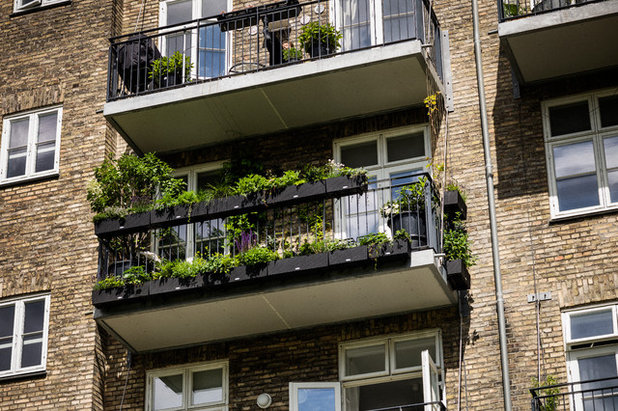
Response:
[471,0,513,410]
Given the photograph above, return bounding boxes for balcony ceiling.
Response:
[498,0,618,83]
[95,250,456,352]
[104,40,438,154]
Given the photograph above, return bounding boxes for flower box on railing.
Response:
[268,253,329,277]
[444,190,467,220]
[94,211,151,236]
[92,283,150,305]
[446,259,470,290]
[368,239,411,260]
[328,246,368,266]
[149,276,204,296]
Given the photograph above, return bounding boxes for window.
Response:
[290,382,342,411]
[13,0,67,12]
[563,305,618,410]
[543,91,618,219]
[146,361,228,411]
[160,0,230,79]
[338,331,444,411]
[334,126,430,239]
[0,294,50,379]
[1,106,62,185]
[156,162,226,260]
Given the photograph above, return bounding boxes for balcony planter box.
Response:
[328,246,368,266]
[268,253,329,276]
[266,181,326,206]
[94,218,122,236]
[208,194,264,218]
[446,259,470,290]
[151,204,191,227]
[148,276,204,296]
[94,211,152,236]
[324,175,367,198]
[368,239,410,259]
[387,211,427,247]
[444,190,467,220]
[228,265,269,283]
[92,282,149,306]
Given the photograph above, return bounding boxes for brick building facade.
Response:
[1,0,617,410]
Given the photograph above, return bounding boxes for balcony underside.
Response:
[498,0,618,83]
[95,249,456,352]
[104,40,437,154]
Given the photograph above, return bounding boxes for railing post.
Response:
[498,0,505,21]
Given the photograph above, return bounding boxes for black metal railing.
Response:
[498,0,608,21]
[531,376,618,411]
[366,401,447,411]
[107,0,442,101]
[96,173,442,281]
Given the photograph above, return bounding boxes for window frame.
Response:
[543,90,618,220]
[13,0,66,12]
[289,382,342,411]
[0,106,62,186]
[562,304,618,347]
[0,293,51,379]
[145,360,229,411]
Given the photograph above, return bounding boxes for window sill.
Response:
[0,172,59,189]
[10,0,71,17]
[0,369,46,384]
[549,204,618,224]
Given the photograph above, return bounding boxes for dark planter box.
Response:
[268,253,329,276]
[444,190,467,220]
[388,211,427,248]
[92,282,149,306]
[368,239,410,259]
[94,218,122,236]
[94,211,151,237]
[151,204,191,227]
[328,246,368,266]
[446,259,470,290]
[229,265,268,283]
[324,176,367,198]
[266,181,326,206]
[148,276,204,296]
[208,194,264,218]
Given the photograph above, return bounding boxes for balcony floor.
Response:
[104,40,438,154]
[95,249,456,352]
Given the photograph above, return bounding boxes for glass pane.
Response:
[556,174,599,211]
[203,0,227,17]
[553,141,596,178]
[24,300,45,334]
[579,354,617,389]
[343,0,369,26]
[341,141,378,168]
[345,344,385,376]
[35,143,55,173]
[192,368,223,405]
[167,0,193,25]
[21,334,42,368]
[37,113,57,143]
[153,374,184,410]
[605,136,618,169]
[7,148,27,178]
[549,101,591,136]
[343,24,371,51]
[200,50,226,78]
[344,377,423,410]
[298,388,336,411]
[386,133,425,162]
[570,309,614,340]
[384,15,414,43]
[0,305,15,338]
[166,33,192,56]
[197,170,223,192]
[600,95,618,128]
[608,170,618,203]
[0,347,11,371]
[394,337,435,369]
[9,118,29,149]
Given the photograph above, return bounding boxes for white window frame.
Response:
[13,0,66,12]
[562,304,618,347]
[145,361,229,411]
[0,293,51,379]
[0,106,62,186]
[289,382,342,411]
[543,90,618,220]
[159,0,232,79]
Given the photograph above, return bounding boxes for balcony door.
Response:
[335,0,418,51]
[568,347,618,411]
[160,0,230,79]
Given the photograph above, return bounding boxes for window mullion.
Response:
[12,302,24,372]
[26,114,36,177]
[593,134,609,207]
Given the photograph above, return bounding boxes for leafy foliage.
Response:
[149,51,193,87]
[236,247,279,267]
[443,213,475,267]
[299,22,342,52]
[532,375,560,411]
[283,47,304,61]
[93,276,125,290]
[122,265,151,285]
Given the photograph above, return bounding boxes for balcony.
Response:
[92,174,459,352]
[530,377,618,410]
[103,0,446,154]
[498,0,618,84]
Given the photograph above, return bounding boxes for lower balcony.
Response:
[531,377,618,411]
[92,174,459,352]
[103,0,446,154]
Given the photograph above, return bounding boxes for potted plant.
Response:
[298,22,342,58]
[444,214,475,290]
[149,51,193,89]
[380,178,431,247]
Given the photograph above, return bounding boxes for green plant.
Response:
[380,177,430,218]
[204,253,237,275]
[233,174,272,196]
[393,229,411,242]
[149,51,193,87]
[93,276,125,290]
[122,265,151,285]
[358,232,390,247]
[532,375,560,411]
[283,46,304,61]
[236,247,279,267]
[443,213,475,267]
[299,22,342,53]
[446,181,467,202]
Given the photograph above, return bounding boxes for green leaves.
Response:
[444,213,475,267]
[149,51,193,87]
[298,22,342,52]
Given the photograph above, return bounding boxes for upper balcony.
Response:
[103,0,446,154]
[498,0,618,84]
[530,376,618,410]
[91,173,464,352]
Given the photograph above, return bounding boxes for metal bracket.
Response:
[441,30,454,112]
[527,291,552,303]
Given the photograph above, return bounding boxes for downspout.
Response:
[471,0,513,410]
